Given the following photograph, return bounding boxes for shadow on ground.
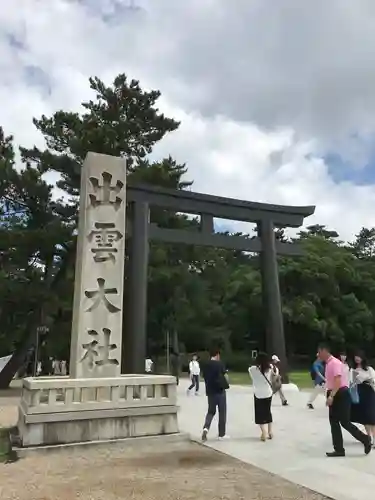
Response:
[0,439,329,500]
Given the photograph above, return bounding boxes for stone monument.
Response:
[17,153,179,448]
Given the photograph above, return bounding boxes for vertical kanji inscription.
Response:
[70,153,126,378]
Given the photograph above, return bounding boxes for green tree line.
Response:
[1,73,375,386]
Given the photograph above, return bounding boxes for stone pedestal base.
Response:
[18,375,179,447]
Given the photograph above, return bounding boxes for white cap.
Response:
[271,355,280,363]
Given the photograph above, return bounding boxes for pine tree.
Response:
[0,74,190,387]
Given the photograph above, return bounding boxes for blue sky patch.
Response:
[6,32,25,51]
[325,152,375,185]
[23,65,52,96]
[80,0,142,24]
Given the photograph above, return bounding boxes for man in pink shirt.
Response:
[318,343,371,457]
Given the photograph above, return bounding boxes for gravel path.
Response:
[0,439,330,500]
[0,396,18,429]
[0,391,329,500]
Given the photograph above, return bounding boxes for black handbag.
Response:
[218,371,230,390]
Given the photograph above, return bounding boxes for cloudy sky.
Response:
[2,0,375,240]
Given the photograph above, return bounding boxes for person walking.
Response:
[307,354,326,409]
[350,351,375,446]
[52,358,61,376]
[271,355,288,406]
[40,353,53,376]
[60,360,67,376]
[145,356,153,373]
[201,347,229,442]
[187,354,200,395]
[249,352,274,441]
[318,343,372,457]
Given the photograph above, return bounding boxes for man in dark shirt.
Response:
[201,347,229,441]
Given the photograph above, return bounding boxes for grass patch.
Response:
[288,370,312,389]
[182,370,312,389]
[0,427,18,464]
[0,427,11,462]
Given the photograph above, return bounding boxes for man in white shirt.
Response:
[187,354,200,395]
[145,357,153,373]
[271,355,288,406]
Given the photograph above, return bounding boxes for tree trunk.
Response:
[0,309,41,389]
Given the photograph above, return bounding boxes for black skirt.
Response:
[254,395,272,425]
[351,383,375,425]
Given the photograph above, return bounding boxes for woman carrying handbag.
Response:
[248,352,274,442]
[350,351,375,446]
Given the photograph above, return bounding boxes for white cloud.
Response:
[153,107,375,240]
[1,0,375,241]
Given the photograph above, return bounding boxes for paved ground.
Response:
[178,384,375,500]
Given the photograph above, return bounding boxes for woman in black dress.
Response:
[351,351,375,445]
[248,352,274,441]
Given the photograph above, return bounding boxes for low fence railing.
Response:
[20,375,177,414]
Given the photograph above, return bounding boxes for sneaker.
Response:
[201,428,208,442]
[282,400,288,406]
[326,451,345,457]
[307,403,314,409]
[218,435,230,441]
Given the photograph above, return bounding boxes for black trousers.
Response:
[203,392,227,437]
[328,388,368,453]
[188,375,200,392]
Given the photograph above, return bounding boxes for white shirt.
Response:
[52,360,61,375]
[145,358,153,373]
[60,360,67,376]
[248,365,273,399]
[189,360,200,376]
[341,362,350,387]
[354,366,375,385]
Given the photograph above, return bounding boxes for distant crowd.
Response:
[23,356,68,377]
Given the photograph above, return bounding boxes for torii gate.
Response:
[124,182,315,378]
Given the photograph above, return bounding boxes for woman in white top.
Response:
[248,352,274,442]
[339,352,350,387]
